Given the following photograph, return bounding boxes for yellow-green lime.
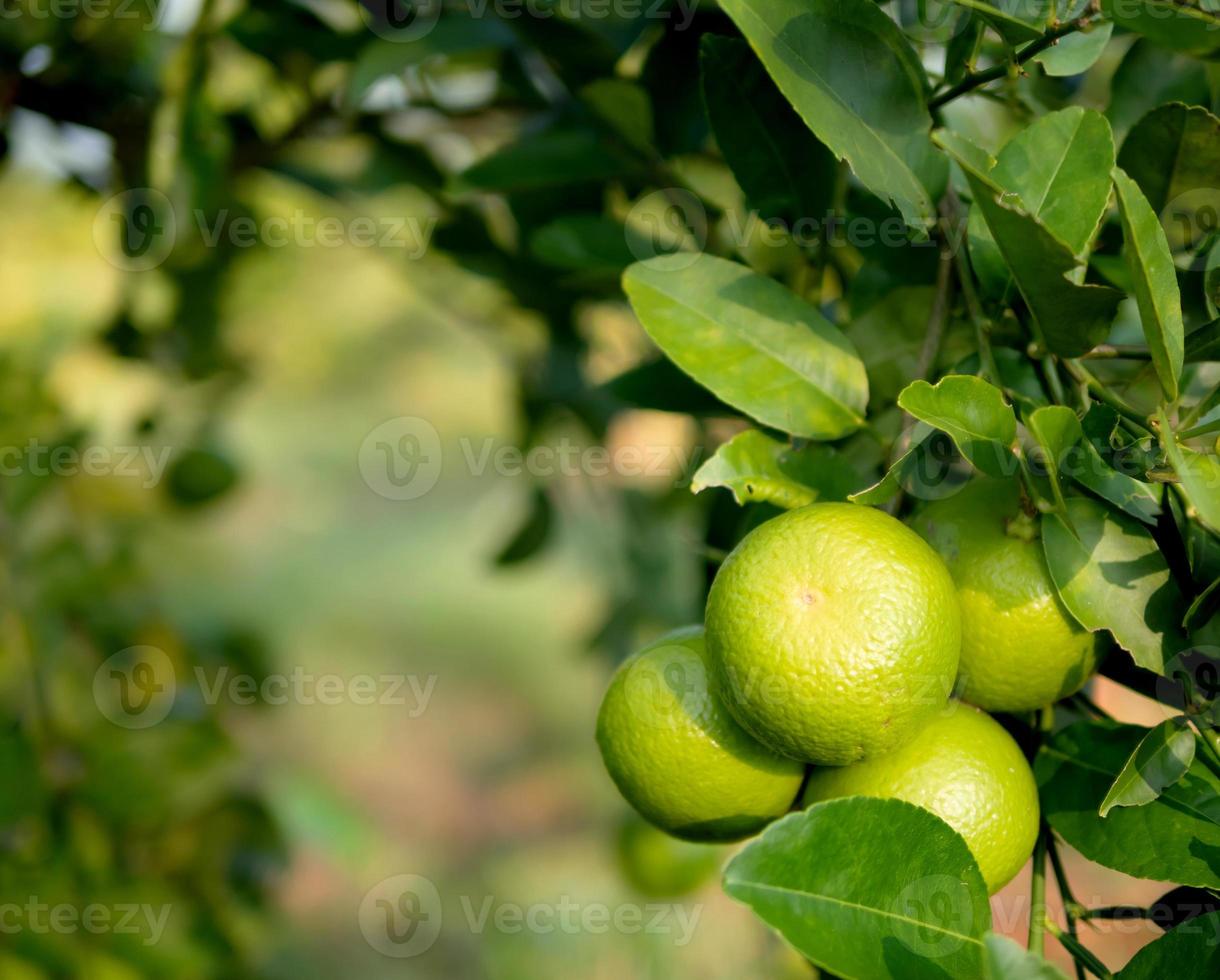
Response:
[911,479,1098,712]
[705,503,961,765]
[616,815,720,897]
[596,626,805,842]
[802,703,1039,893]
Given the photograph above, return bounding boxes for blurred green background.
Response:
[0,1,1190,976]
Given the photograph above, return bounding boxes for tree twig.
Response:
[929,16,1098,109]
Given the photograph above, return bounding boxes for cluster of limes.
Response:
[597,480,1098,894]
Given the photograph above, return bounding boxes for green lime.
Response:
[616,814,720,897]
[596,626,804,842]
[802,703,1039,893]
[911,479,1098,712]
[705,503,961,765]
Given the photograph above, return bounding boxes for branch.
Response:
[930,15,1100,110]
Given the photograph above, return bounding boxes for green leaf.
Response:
[346,16,514,108]
[1027,406,1081,514]
[691,430,861,508]
[1099,717,1198,817]
[991,107,1115,259]
[846,286,974,412]
[1031,21,1115,77]
[1100,0,1220,56]
[579,79,655,155]
[530,216,640,274]
[622,253,868,439]
[983,933,1070,979]
[1117,103,1220,255]
[1107,41,1212,141]
[1160,435,1220,535]
[1207,240,1220,319]
[948,0,1047,44]
[1071,405,1161,523]
[700,35,835,226]
[1117,911,1220,978]
[1036,720,1220,887]
[453,129,642,192]
[723,799,990,980]
[849,427,971,506]
[493,488,553,567]
[897,375,1017,479]
[1186,319,1220,362]
[717,0,945,230]
[937,130,1124,357]
[1042,497,1187,673]
[1112,167,1186,402]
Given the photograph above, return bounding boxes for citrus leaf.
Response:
[1099,716,1197,817]
[1031,21,1114,77]
[346,15,514,107]
[849,427,970,506]
[1036,720,1220,887]
[453,129,642,192]
[1207,240,1220,319]
[1026,406,1082,514]
[1186,319,1220,362]
[936,130,1123,357]
[1113,167,1185,402]
[897,375,1017,479]
[622,253,868,439]
[983,933,1070,979]
[530,216,641,274]
[1072,405,1161,523]
[723,798,990,980]
[699,35,835,226]
[991,107,1115,259]
[946,0,1047,44]
[1117,910,1220,978]
[717,0,945,231]
[1100,0,1220,56]
[691,430,861,508]
[1117,103,1220,255]
[579,79,654,155]
[1042,496,1187,674]
[1160,435,1220,535]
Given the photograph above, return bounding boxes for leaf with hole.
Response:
[691,430,862,509]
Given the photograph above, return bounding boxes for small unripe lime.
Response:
[705,504,961,765]
[803,703,1039,893]
[596,627,804,842]
[911,479,1098,711]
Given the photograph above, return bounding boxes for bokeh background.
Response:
[0,1,1202,977]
